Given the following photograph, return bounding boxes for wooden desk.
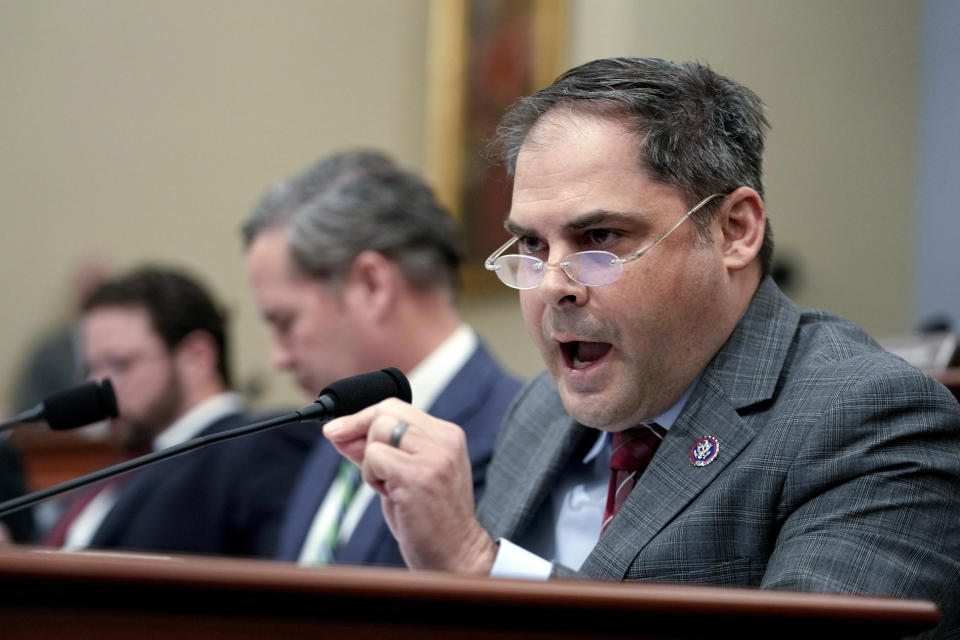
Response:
[0,548,941,639]
[9,428,117,491]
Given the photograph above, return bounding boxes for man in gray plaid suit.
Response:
[324,58,960,637]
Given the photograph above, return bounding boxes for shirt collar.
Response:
[582,376,699,464]
[153,392,245,451]
[405,324,477,411]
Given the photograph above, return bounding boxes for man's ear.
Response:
[174,330,218,382]
[342,250,398,322]
[718,187,765,272]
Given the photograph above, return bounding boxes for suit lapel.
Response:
[334,490,389,564]
[580,278,800,579]
[92,413,244,546]
[90,472,150,546]
[427,343,494,433]
[283,439,342,554]
[483,413,589,540]
[580,385,753,578]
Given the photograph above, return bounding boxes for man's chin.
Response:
[110,423,151,455]
[557,385,642,432]
[558,387,608,429]
[107,421,128,444]
[291,373,317,397]
[297,380,323,399]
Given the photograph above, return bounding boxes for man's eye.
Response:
[272,316,294,333]
[518,236,545,255]
[585,229,618,246]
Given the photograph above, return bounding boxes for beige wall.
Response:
[0,0,432,411]
[471,0,922,383]
[0,0,921,413]
[568,0,920,333]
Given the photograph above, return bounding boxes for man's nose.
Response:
[537,258,588,309]
[271,340,295,370]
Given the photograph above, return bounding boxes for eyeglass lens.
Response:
[495,251,622,289]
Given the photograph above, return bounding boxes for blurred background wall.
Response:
[1,0,954,412]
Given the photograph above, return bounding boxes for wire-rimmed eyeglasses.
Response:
[485,193,724,290]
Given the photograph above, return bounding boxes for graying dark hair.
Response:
[491,57,774,276]
[242,150,464,294]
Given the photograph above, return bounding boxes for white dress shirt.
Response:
[490,382,695,579]
[297,325,479,564]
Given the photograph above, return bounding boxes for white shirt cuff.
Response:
[489,538,553,580]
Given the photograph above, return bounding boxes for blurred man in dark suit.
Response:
[243,150,521,566]
[0,441,34,544]
[46,265,315,556]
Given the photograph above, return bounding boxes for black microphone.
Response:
[300,365,411,420]
[0,379,119,434]
[0,367,411,518]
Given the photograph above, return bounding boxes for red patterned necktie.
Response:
[602,423,667,532]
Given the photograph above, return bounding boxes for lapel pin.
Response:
[690,436,719,467]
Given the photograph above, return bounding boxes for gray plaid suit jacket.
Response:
[477,277,960,638]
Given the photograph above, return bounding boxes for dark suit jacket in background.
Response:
[478,277,960,639]
[90,412,317,557]
[275,341,522,566]
[0,440,35,542]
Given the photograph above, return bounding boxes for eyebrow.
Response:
[504,209,641,237]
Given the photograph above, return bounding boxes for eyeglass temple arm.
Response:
[618,193,723,264]
[485,236,520,269]
[486,193,723,269]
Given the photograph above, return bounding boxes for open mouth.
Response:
[561,340,612,370]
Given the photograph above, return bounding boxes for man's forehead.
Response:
[523,105,633,147]
[505,173,681,235]
[82,306,163,354]
[83,304,151,329]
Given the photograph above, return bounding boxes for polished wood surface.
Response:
[0,547,940,639]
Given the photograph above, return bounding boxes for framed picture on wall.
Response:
[425,0,567,293]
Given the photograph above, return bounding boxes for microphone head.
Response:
[43,379,120,431]
[316,367,412,416]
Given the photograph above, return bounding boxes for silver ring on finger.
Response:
[389,421,409,448]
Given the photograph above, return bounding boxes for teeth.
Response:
[568,342,590,369]
[567,340,611,369]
